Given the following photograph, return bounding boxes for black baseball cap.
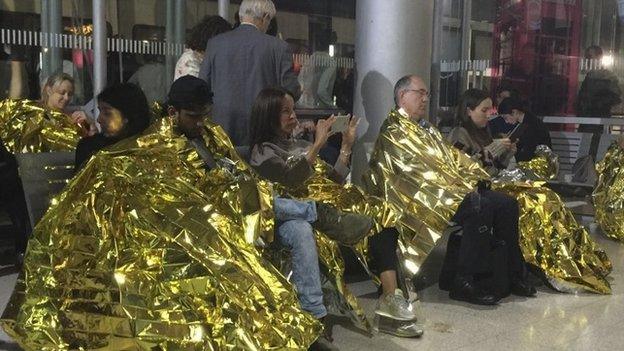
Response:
[167,75,213,110]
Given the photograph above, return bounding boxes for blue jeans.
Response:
[273,197,326,318]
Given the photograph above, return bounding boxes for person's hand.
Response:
[499,137,513,150]
[510,141,517,154]
[292,119,315,139]
[314,115,336,147]
[70,111,97,137]
[341,115,359,149]
[301,120,316,133]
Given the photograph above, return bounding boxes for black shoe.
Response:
[309,324,339,351]
[314,203,372,246]
[449,277,500,305]
[511,279,537,297]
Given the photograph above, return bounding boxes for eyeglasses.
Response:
[405,89,431,98]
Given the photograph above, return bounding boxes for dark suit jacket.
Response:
[199,24,301,146]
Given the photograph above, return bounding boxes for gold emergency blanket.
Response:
[0,99,80,153]
[1,118,321,350]
[495,182,611,293]
[364,110,611,294]
[594,142,624,241]
[179,115,375,331]
[517,145,559,181]
[196,120,275,244]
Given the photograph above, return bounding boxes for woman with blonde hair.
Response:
[40,72,96,136]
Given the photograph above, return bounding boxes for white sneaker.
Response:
[373,315,424,338]
[375,289,417,321]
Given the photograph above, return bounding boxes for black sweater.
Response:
[74,134,118,171]
[515,113,552,162]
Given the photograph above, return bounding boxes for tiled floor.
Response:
[1,228,623,351]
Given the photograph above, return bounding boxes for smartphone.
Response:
[506,122,527,142]
[328,115,350,135]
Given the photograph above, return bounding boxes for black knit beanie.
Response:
[97,83,151,136]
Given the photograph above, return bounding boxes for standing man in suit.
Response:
[199,0,301,146]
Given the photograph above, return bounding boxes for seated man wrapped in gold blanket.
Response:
[364,75,611,295]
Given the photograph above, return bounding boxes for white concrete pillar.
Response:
[93,0,107,95]
[351,0,434,183]
[49,0,62,74]
[174,0,186,47]
[218,0,230,21]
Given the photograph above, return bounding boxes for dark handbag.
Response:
[439,181,509,295]
[571,155,597,184]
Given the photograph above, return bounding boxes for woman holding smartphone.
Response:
[448,88,517,176]
[249,88,356,186]
[249,87,422,341]
[444,88,536,305]
[498,96,551,162]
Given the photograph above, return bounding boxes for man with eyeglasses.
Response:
[364,74,492,309]
[393,75,430,121]
[357,74,434,337]
[365,75,538,307]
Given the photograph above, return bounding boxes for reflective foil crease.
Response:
[272,155,402,332]
[1,118,321,350]
[0,99,81,153]
[364,110,611,294]
[496,168,530,183]
[493,182,611,293]
[196,120,275,244]
[516,144,559,181]
[594,142,624,241]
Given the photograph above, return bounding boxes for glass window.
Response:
[433,0,624,123]
[1,0,358,117]
[0,0,94,105]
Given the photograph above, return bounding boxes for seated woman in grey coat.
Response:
[248,87,422,341]
[448,88,516,176]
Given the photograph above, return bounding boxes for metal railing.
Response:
[0,28,184,56]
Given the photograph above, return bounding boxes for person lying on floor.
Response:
[247,87,420,340]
